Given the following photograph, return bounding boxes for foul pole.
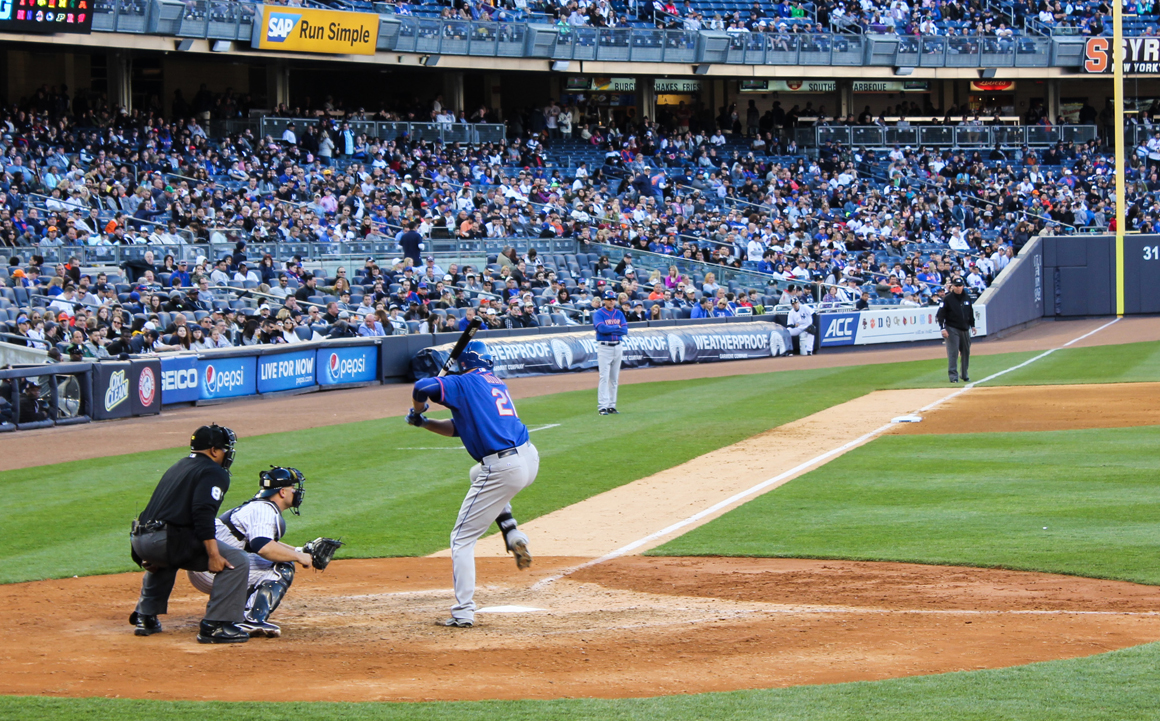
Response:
[1114,0,1126,315]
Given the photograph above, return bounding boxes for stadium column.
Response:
[443,73,465,117]
[839,80,853,119]
[108,51,132,112]
[639,78,656,125]
[1045,80,1060,126]
[484,74,501,117]
[267,61,290,108]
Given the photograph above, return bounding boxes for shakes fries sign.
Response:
[252,5,379,56]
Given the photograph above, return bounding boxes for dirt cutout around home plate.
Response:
[4,556,1160,703]
[891,382,1160,435]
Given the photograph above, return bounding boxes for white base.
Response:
[891,414,923,423]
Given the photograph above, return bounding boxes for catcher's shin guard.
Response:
[496,511,519,552]
[247,562,295,624]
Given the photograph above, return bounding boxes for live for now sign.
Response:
[252,5,378,56]
[1084,36,1160,73]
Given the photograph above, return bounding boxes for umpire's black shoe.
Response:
[197,620,250,644]
[962,377,971,382]
[130,611,162,636]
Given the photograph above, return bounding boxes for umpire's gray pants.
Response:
[946,326,972,382]
[597,342,622,410]
[450,442,539,622]
[131,530,249,623]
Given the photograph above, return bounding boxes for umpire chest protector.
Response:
[220,499,285,552]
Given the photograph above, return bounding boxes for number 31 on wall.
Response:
[1145,245,1160,261]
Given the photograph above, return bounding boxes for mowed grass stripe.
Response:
[3,641,1160,720]
[653,425,1160,585]
[5,340,1159,585]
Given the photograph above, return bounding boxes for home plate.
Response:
[891,414,923,423]
[477,605,546,614]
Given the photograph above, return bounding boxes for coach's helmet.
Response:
[258,466,306,515]
[458,339,493,372]
[191,424,238,471]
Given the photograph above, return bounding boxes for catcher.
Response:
[187,467,342,638]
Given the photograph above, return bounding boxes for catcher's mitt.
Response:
[303,537,343,570]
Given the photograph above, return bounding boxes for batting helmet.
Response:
[458,339,493,371]
[191,424,237,471]
[602,290,617,301]
[258,466,306,515]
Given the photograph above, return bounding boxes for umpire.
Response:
[936,277,976,383]
[128,424,251,644]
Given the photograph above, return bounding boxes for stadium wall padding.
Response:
[1041,234,1160,317]
[977,235,1045,334]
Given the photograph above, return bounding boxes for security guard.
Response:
[936,276,976,383]
[128,424,252,644]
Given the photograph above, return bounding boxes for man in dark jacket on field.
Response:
[936,276,976,383]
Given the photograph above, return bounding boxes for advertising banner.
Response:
[413,323,793,380]
[130,359,161,416]
[198,356,257,400]
[814,305,989,346]
[258,350,317,393]
[1083,36,1160,73]
[317,345,378,386]
[818,312,858,347]
[252,5,379,55]
[91,361,132,420]
[160,355,199,404]
[0,0,93,34]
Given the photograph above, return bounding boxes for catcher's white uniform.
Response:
[187,499,286,596]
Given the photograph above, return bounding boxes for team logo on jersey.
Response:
[666,334,686,364]
[266,12,301,42]
[549,339,573,369]
[138,367,156,406]
[105,370,128,411]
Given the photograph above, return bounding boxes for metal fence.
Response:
[87,1,1069,68]
[797,124,1098,148]
[256,118,506,144]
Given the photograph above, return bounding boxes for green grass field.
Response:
[4,339,1160,719]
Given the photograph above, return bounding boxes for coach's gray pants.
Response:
[131,529,249,623]
[946,326,972,382]
[450,442,539,622]
[597,342,623,410]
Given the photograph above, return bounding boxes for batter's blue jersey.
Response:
[415,370,529,462]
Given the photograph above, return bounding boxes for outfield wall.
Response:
[1041,234,1160,317]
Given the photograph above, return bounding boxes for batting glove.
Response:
[406,408,427,427]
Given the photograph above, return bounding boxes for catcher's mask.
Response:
[458,339,493,372]
[190,424,238,471]
[258,466,306,515]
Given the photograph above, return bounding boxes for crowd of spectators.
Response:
[0,82,1140,359]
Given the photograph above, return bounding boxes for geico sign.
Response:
[162,368,198,391]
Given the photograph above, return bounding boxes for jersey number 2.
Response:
[491,388,518,417]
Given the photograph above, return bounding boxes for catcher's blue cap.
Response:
[602,290,617,300]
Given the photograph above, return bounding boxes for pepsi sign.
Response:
[198,356,256,399]
[316,345,378,386]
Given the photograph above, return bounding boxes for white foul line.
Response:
[533,318,1123,589]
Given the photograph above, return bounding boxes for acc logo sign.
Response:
[266,12,301,42]
[549,339,573,369]
[824,317,854,341]
[138,367,156,406]
[105,370,129,411]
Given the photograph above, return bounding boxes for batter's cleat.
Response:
[511,539,533,570]
[130,612,162,636]
[237,619,282,638]
[607,407,619,414]
[197,620,250,644]
[440,617,474,628]
[599,408,610,415]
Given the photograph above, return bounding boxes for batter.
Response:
[408,340,537,628]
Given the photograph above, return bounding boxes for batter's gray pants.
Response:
[597,342,622,410]
[450,442,539,622]
[131,529,249,623]
[946,326,972,382]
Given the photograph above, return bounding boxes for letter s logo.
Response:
[1085,37,1109,73]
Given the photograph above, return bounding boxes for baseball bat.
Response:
[437,316,484,377]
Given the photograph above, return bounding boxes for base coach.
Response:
[128,424,252,644]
